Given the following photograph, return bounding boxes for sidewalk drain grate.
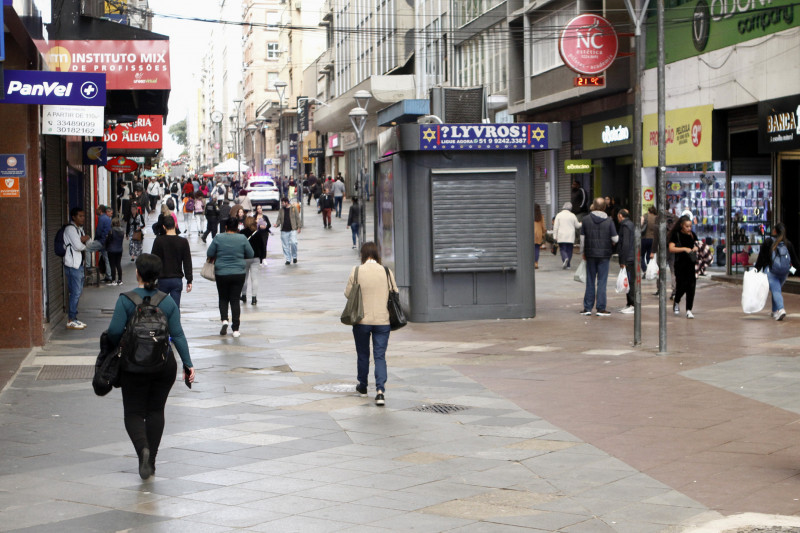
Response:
[314,383,358,393]
[37,365,94,381]
[410,404,470,414]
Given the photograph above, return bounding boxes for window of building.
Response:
[267,42,280,60]
[455,21,507,93]
[267,72,279,90]
[530,6,574,75]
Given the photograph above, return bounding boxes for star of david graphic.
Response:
[422,128,437,143]
[531,127,546,142]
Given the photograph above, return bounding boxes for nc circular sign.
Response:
[559,14,619,75]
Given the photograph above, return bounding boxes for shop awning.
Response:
[214,159,250,173]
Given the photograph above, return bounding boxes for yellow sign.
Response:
[643,105,713,167]
[105,1,127,14]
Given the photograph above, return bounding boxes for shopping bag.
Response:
[741,268,769,314]
[573,260,587,283]
[645,259,659,280]
[200,258,216,282]
[615,267,630,294]
[341,267,364,325]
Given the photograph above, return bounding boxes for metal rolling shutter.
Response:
[431,169,517,272]
[43,136,67,325]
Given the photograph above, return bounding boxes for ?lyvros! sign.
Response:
[559,14,619,75]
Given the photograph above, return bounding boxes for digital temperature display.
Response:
[574,76,605,87]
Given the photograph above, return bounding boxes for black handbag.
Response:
[93,331,121,396]
[384,267,407,331]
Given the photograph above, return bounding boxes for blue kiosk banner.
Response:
[420,123,550,150]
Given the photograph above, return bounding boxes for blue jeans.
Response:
[583,257,610,312]
[64,265,84,321]
[350,223,360,246]
[334,196,343,217]
[641,238,653,272]
[559,242,574,267]
[535,244,541,263]
[353,324,390,392]
[280,230,297,262]
[767,268,788,312]
[158,277,183,308]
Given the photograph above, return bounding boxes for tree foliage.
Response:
[168,119,187,148]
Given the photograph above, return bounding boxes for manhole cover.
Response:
[37,365,94,380]
[314,383,358,393]
[410,404,470,414]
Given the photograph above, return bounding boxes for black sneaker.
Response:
[220,321,228,335]
[240,295,246,303]
[579,309,592,316]
[596,310,611,317]
[138,447,153,480]
[293,258,297,264]
[375,392,385,406]
[356,384,367,396]
[285,261,290,265]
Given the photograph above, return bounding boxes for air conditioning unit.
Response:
[429,87,486,123]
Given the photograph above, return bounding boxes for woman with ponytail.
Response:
[755,222,799,321]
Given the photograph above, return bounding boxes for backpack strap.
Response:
[122,291,144,306]
[148,292,168,306]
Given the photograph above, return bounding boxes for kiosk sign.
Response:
[420,123,549,150]
[559,14,619,75]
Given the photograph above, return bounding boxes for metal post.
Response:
[657,0,668,354]
[359,135,366,245]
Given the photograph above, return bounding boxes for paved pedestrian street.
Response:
[2,211,800,532]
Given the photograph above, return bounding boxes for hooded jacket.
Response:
[618,217,635,265]
[581,211,619,259]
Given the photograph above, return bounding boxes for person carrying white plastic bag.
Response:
[573,260,587,283]
[741,268,769,314]
[645,258,659,280]
[615,266,630,294]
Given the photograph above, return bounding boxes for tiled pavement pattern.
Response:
[1,206,800,532]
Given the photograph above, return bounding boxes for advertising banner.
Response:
[758,94,800,152]
[104,115,163,150]
[289,133,298,170]
[105,156,139,173]
[559,14,619,75]
[2,70,105,106]
[307,148,324,158]
[297,96,308,132]
[82,141,108,165]
[565,159,592,174]
[420,123,550,150]
[42,105,105,136]
[643,105,713,167]
[645,0,799,68]
[582,115,633,152]
[45,40,170,90]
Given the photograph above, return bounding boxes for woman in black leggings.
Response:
[669,215,699,319]
[106,254,195,479]
[107,217,125,285]
[207,217,254,337]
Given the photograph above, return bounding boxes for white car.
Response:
[243,178,280,210]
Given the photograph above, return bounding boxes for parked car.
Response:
[242,178,280,210]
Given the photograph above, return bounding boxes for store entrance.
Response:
[781,159,800,249]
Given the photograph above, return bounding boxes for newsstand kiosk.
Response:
[373,122,562,322]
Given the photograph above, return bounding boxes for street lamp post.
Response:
[246,123,258,173]
[233,99,243,186]
[350,90,372,246]
[273,81,287,190]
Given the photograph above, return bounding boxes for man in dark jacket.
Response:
[319,188,335,228]
[201,198,220,243]
[617,209,636,313]
[218,199,231,235]
[571,180,589,218]
[580,198,619,316]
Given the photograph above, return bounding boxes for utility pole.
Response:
[656,0,668,354]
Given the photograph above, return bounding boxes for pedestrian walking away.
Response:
[616,209,636,314]
[347,197,361,249]
[669,215,700,319]
[345,242,398,406]
[240,216,264,305]
[151,215,193,307]
[107,217,126,285]
[95,204,113,282]
[553,202,581,269]
[641,206,657,272]
[755,222,799,321]
[202,197,220,243]
[580,198,618,316]
[332,177,346,218]
[105,254,195,480]
[319,188,334,228]
[276,197,302,264]
[207,217,254,337]
[534,204,546,269]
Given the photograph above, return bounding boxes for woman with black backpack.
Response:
[755,222,799,321]
[106,254,194,479]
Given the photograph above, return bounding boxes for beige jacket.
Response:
[344,261,398,325]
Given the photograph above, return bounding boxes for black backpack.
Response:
[54,224,71,257]
[205,201,219,217]
[170,182,179,193]
[119,291,171,374]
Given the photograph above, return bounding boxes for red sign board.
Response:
[559,15,618,76]
[105,156,139,173]
[104,115,163,150]
[45,40,171,90]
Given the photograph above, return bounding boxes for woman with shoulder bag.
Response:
[344,242,398,406]
[208,217,254,337]
[106,254,194,480]
[668,215,699,319]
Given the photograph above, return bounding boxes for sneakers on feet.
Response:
[220,320,228,335]
[66,320,86,330]
[596,310,611,317]
[776,309,786,321]
[293,258,297,264]
[620,305,635,314]
[232,330,241,338]
[285,261,290,265]
[356,384,368,396]
[579,309,592,316]
[673,303,680,315]
[686,310,694,319]
[375,392,385,406]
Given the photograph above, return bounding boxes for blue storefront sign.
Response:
[2,70,106,106]
[0,154,26,178]
[420,123,550,150]
[82,141,107,165]
[289,134,298,170]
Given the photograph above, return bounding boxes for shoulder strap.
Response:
[123,291,143,306]
[384,266,393,291]
[354,266,359,283]
[148,291,168,306]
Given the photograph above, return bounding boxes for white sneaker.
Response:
[232,331,241,338]
[620,305,635,314]
[775,309,786,321]
[673,303,680,315]
[66,320,86,330]
[686,311,694,319]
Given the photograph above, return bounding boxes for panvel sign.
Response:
[104,115,163,150]
[3,70,106,106]
[643,105,713,167]
[420,123,550,150]
[46,40,170,90]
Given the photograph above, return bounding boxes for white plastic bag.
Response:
[574,260,587,283]
[645,259,659,280]
[615,267,630,294]
[741,268,769,314]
